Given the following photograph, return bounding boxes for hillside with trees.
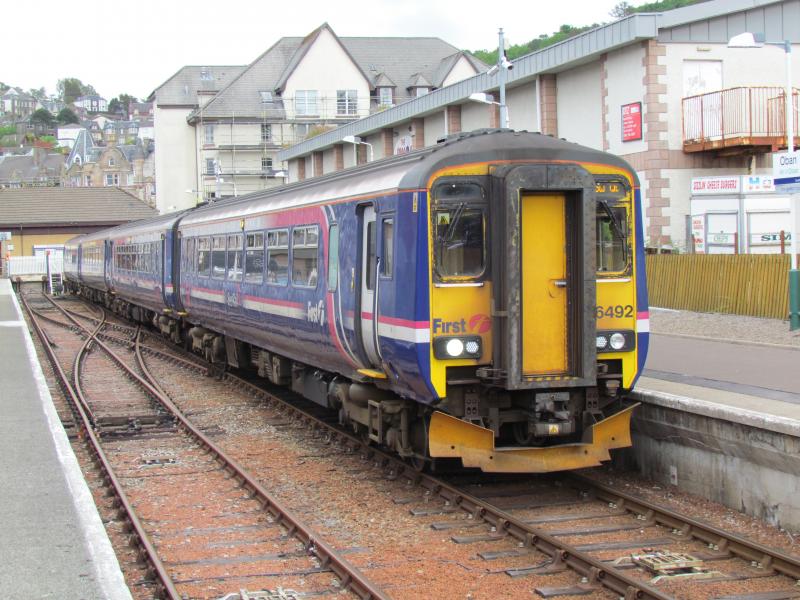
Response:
[470,0,707,64]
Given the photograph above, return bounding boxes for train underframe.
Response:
[67,283,634,473]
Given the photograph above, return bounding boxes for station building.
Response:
[278,0,800,253]
[0,187,157,260]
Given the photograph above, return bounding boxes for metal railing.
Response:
[2,255,63,277]
[683,86,799,147]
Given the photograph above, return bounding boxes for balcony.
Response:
[683,86,799,154]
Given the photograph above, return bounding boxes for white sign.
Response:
[691,215,705,253]
[0,232,11,241]
[742,175,775,193]
[774,151,800,193]
[394,135,412,155]
[750,232,791,245]
[691,176,741,195]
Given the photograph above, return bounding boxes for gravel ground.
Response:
[649,307,800,348]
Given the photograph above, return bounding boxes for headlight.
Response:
[596,330,635,353]
[434,336,482,359]
[446,338,464,357]
[609,332,626,350]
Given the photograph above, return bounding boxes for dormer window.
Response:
[74,156,82,166]
[108,156,115,167]
[259,91,273,103]
[200,68,212,81]
[378,88,393,106]
[415,87,430,97]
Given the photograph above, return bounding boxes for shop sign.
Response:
[691,215,705,253]
[709,232,735,244]
[621,102,642,142]
[691,176,741,195]
[751,232,791,244]
[742,175,775,193]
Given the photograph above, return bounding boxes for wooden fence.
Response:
[645,254,791,319]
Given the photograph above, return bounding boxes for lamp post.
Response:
[729,32,799,330]
[342,135,373,163]
[469,28,513,128]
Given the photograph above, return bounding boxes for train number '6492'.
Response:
[596,304,634,318]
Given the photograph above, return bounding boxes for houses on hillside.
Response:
[149,22,486,212]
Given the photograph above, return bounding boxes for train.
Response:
[64,129,649,473]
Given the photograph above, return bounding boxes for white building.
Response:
[148,23,486,213]
[279,0,800,253]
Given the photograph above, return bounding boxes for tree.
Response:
[610,2,635,17]
[109,93,138,117]
[56,107,80,125]
[57,77,98,104]
[28,87,47,100]
[30,108,55,127]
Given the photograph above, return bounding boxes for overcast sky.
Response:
[6,0,621,101]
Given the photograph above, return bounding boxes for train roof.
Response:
[180,129,637,227]
[105,209,192,240]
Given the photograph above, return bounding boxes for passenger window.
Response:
[292,225,319,287]
[211,236,226,278]
[381,218,393,277]
[245,233,264,283]
[267,229,289,285]
[327,224,339,291]
[227,234,243,281]
[197,237,211,276]
[186,238,195,273]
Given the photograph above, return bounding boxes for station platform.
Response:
[638,331,800,435]
[0,279,131,599]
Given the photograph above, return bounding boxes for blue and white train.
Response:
[65,129,649,473]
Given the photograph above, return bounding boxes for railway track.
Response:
[21,288,388,600]
[22,287,800,599]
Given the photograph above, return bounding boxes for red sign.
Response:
[621,102,642,142]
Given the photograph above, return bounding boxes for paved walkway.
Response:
[0,279,130,599]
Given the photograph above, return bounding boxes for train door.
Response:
[520,193,569,375]
[359,205,381,366]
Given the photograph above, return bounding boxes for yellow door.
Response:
[521,193,568,375]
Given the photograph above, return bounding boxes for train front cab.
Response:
[424,160,645,472]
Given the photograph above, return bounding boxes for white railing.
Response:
[2,256,64,277]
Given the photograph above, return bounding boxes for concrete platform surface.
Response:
[0,279,131,599]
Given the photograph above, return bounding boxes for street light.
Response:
[728,32,799,330]
[469,29,512,128]
[342,135,373,163]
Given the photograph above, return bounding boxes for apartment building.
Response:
[149,23,485,212]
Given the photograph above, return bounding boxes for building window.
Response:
[204,124,214,145]
[261,123,271,142]
[295,90,318,116]
[108,156,115,167]
[261,157,273,172]
[127,173,134,185]
[200,67,213,81]
[379,87,393,106]
[259,91,273,103]
[206,158,216,176]
[415,87,430,97]
[74,156,82,166]
[105,174,119,186]
[336,90,357,115]
[85,175,91,186]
